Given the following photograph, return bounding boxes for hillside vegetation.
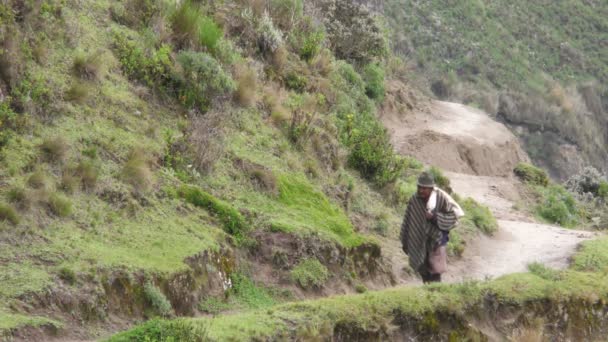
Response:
[384,0,608,179]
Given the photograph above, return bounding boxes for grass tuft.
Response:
[514,163,549,187]
[122,148,153,193]
[0,203,20,225]
[290,258,329,289]
[48,193,72,218]
[39,137,69,162]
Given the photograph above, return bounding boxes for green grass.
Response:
[571,237,608,273]
[290,258,329,289]
[0,311,62,336]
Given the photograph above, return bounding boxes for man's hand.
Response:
[425,211,434,220]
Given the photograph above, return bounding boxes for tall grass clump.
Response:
[460,198,498,235]
[108,319,209,342]
[39,137,69,162]
[48,193,72,217]
[73,51,104,80]
[171,0,222,51]
[0,203,20,225]
[122,148,153,193]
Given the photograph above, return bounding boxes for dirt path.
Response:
[381,99,596,284]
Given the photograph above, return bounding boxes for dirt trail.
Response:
[381,98,596,284]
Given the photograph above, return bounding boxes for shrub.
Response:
[269,0,303,30]
[189,111,225,174]
[113,32,175,89]
[537,185,579,227]
[284,72,308,92]
[73,51,104,80]
[599,181,608,201]
[48,193,72,217]
[7,187,30,209]
[514,162,549,187]
[0,203,20,225]
[355,283,367,293]
[317,0,387,63]
[345,113,405,187]
[175,51,235,111]
[565,166,607,199]
[179,186,246,237]
[290,258,329,289]
[257,13,284,54]
[109,319,209,342]
[58,267,76,285]
[227,272,277,309]
[235,66,257,107]
[290,17,325,61]
[144,282,173,317]
[40,137,69,162]
[198,16,223,51]
[363,63,385,101]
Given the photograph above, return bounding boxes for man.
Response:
[400,171,462,283]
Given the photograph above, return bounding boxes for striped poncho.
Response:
[400,189,459,273]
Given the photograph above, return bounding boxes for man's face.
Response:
[417,185,433,200]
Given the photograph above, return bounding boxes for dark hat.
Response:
[417,172,435,188]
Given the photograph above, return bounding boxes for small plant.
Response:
[144,282,173,317]
[290,258,329,289]
[354,283,367,293]
[0,203,20,225]
[40,137,69,162]
[428,167,452,193]
[527,262,561,281]
[227,273,277,309]
[65,81,89,104]
[58,267,76,285]
[76,160,99,191]
[171,0,222,51]
[373,213,390,236]
[7,187,30,209]
[461,198,498,235]
[27,170,49,189]
[514,162,549,187]
[48,193,72,217]
[73,51,104,80]
[257,13,284,54]
[537,185,579,227]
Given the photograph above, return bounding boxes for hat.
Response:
[417,172,435,188]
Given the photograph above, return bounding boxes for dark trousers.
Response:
[418,263,442,284]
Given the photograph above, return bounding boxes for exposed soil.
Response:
[381,97,597,284]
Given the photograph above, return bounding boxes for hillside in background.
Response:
[383,0,608,179]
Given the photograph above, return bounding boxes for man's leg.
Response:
[419,263,442,284]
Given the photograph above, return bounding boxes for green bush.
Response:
[290,258,329,289]
[460,198,498,235]
[108,318,209,342]
[269,0,303,30]
[428,166,452,192]
[599,181,608,200]
[179,186,246,238]
[48,193,72,217]
[58,267,76,285]
[514,162,549,187]
[0,203,20,225]
[175,51,235,111]
[144,282,173,317]
[113,32,175,89]
[345,113,405,187]
[228,273,277,309]
[363,63,385,101]
[198,16,223,51]
[537,185,579,227]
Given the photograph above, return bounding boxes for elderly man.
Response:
[400,171,463,283]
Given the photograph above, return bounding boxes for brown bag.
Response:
[428,245,447,274]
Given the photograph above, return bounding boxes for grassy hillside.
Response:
[384,0,608,179]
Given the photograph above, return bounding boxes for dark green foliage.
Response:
[175,51,235,111]
[198,16,223,52]
[179,186,246,237]
[48,193,72,217]
[290,258,329,289]
[58,267,76,285]
[344,112,405,187]
[284,72,308,92]
[537,185,579,227]
[291,17,325,61]
[514,163,549,187]
[0,203,20,225]
[108,318,209,342]
[363,63,385,101]
[599,182,608,201]
[144,282,173,317]
[0,100,18,147]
